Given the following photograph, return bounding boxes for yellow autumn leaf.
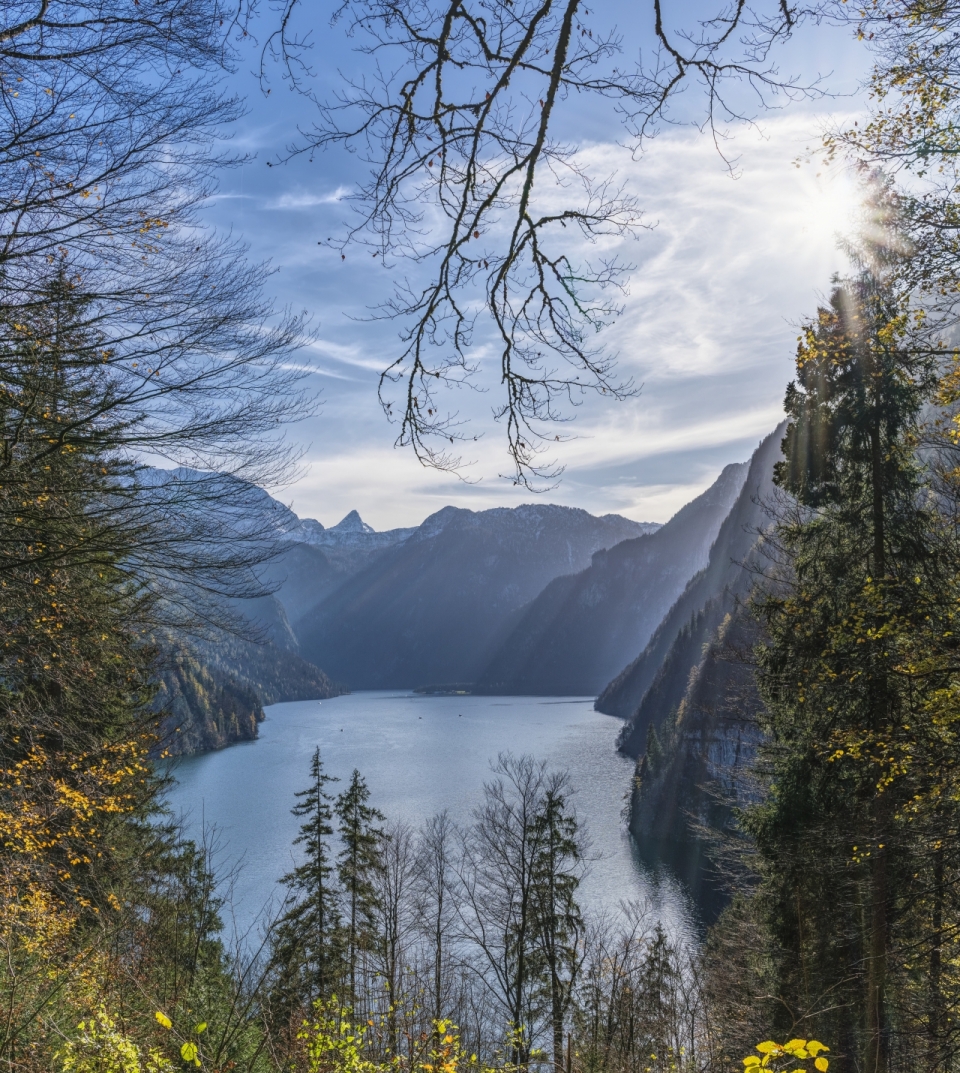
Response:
[155,1011,172,1029]
[181,1040,200,1066]
[807,1042,829,1057]
[744,1058,761,1067]
[815,1059,829,1072]
[757,1043,781,1055]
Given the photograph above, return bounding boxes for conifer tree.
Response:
[335,769,385,1007]
[531,778,584,1073]
[745,244,958,1072]
[271,748,344,1018]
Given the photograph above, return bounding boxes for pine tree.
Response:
[270,748,344,1018]
[0,274,160,912]
[335,769,385,1007]
[746,248,957,1072]
[530,778,584,1073]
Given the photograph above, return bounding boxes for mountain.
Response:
[596,426,784,913]
[295,505,655,690]
[596,425,784,735]
[473,462,749,696]
[154,594,344,756]
[261,508,416,628]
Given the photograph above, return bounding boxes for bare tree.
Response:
[264,0,823,485]
[415,810,461,1028]
[457,754,569,1064]
[372,820,419,1054]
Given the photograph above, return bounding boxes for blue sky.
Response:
[204,5,871,529]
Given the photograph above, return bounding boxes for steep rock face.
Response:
[628,600,764,914]
[295,504,653,689]
[597,425,784,734]
[474,462,749,695]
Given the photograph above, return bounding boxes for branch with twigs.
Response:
[264,0,823,486]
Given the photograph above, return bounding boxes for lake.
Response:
[164,691,695,943]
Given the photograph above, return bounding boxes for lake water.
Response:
[164,691,695,943]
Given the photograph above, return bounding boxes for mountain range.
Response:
[293,505,657,689]
[473,462,748,695]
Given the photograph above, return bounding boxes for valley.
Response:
[166,428,785,924]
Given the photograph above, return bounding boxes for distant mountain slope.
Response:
[628,598,764,914]
[262,510,419,625]
[155,595,344,756]
[598,424,784,746]
[295,505,654,689]
[473,462,749,696]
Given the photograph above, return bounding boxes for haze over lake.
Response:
[165,691,695,942]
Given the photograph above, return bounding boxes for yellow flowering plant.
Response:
[298,998,378,1073]
[154,1009,207,1068]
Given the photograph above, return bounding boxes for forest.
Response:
[4,1,960,1072]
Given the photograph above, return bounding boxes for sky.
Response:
[203,5,872,530]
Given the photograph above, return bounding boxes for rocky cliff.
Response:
[603,426,785,913]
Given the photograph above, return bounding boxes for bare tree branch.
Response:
[262,0,824,486]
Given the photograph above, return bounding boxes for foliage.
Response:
[58,1009,174,1073]
[742,1039,829,1073]
[728,222,960,1073]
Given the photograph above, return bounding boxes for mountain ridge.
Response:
[294,503,656,690]
[473,462,749,696]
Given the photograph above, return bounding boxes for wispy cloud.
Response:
[204,106,865,528]
[266,187,351,210]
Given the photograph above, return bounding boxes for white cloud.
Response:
[267,187,351,209]
[210,107,866,526]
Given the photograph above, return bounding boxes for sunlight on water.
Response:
[164,691,696,945]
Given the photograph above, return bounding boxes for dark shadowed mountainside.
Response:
[263,510,419,625]
[594,426,784,914]
[295,505,656,689]
[154,594,344,755]
[596,425,784,737]
[473,461,749,695]
[628,599,764,916]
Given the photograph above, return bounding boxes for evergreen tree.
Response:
[270,748,344,1019]
[530,778,584,1073]
[745,249,959,1073]
[335,769,385,1007]
[0,275,160,913]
